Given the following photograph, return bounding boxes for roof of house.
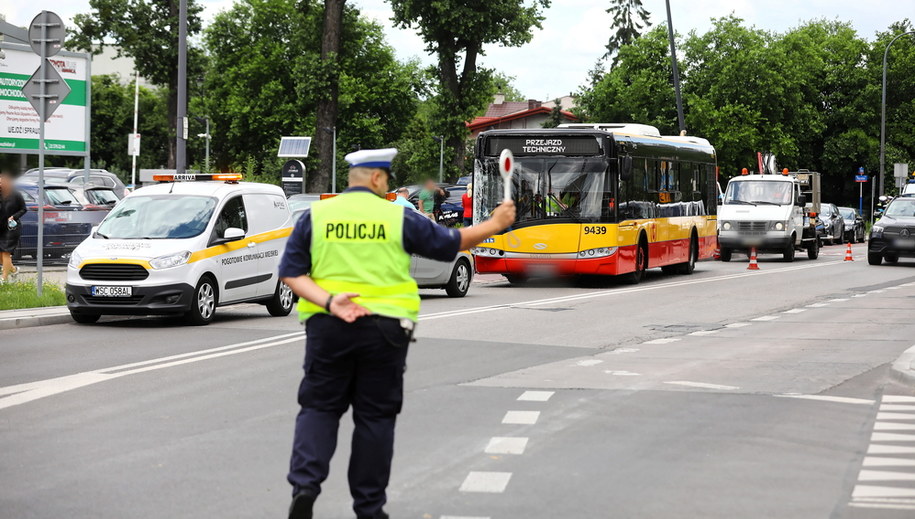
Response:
[467,106,579,132]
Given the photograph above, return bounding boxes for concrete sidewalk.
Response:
[892,345,915,387]
[0,305,70,330]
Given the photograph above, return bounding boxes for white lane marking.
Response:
[863,457,915,467]
[886,287,901,290]
[853,294,868,298]
[725,322,751,328]
[576,359,603,367]
[868,445,915,455]
[773,394,874,405]
[643,337,680,344]
[609,348,640,354]
[485,437,529,455]
[829,298,850,302]
[419,261,844,321]
[689,330,719,336]
[751,315,780,321]
[517,390,554,402]
[881,405,915,412]
[873,422,915,431]
[502,410,540,425]
[853,485,915,498]
[604,370,641,376]
[783,308,807,314]
[858,470,915,482]
[883,396,915,404]
[664,381,739,391]
[849,501,915,511]
[870,433,915,442]
[459,471,512,493]
[869,290,886,294]
[807,303,831,308]
[876,412,915,421]
[0,334,305,411]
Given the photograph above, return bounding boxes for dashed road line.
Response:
[663,381,739,391]
[752,315,780,321]
[783,308,807,314]
[725,322,751,328]
[459,471,512,493]
[774,394,874,405]
[643,337,681,344]
[829,298,850,302]
[604,370,641,376]
[688,330,719,336]
[502,410,540,425]
[807,303,831,308]
[485,437,529,455]
[517,390,554,402]
[575,359,603,367]
[609,348,640,354]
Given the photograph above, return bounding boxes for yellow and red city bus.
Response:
[472,127,719,283]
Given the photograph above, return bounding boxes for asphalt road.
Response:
[2,242,915,518]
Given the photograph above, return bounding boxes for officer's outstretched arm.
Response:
[281,275,370,323]
[458,200,516,250]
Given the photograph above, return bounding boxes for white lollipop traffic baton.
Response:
[498,149,520,248]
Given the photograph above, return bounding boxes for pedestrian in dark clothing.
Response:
[0,173,26,283]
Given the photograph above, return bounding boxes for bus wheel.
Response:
[675,234,698,274]
[625,241,648,284]
[504,274,527,285]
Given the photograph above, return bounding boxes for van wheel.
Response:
[783,238,796,262]
[806,239,819,260]
[719,247,732,262]
[266,281,295,316]
[185,276,217,325]
[445,259,472,298]
[70,311,100,324]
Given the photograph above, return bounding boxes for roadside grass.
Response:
[0,281,67,310]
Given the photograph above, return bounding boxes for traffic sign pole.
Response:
[36,18,48,295]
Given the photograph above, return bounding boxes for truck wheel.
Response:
[867,252,882,265]
[445,258,472,298]
[783,243,796,262]
[70,311,100,324]
[719,247,732,262]
[184,276,217,325]
[806,239,819,260]
[266,281,295,316]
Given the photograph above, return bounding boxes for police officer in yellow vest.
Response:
[279,148,515,519]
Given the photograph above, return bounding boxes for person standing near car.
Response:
[392,187,416,211]
[417,179,436,218]
[462,183,473,227]
[279,148,515,519]
[0,173,26,283]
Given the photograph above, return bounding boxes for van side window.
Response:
[213,196,248,240]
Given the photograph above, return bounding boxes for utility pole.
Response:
[665,0,686,134]
[879,31,915,196]
[131,70,139,187]
[175,0,188,175]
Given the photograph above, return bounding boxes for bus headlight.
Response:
[150,251,191,270]
[578,247,618,258]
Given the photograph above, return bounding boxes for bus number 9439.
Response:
[583,226,607,235]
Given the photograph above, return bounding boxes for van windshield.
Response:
[96,195,216,239]
[724,181,793,206]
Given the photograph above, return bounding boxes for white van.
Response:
[65,174,294,325]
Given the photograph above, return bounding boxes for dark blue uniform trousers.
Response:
[288,314,409,518]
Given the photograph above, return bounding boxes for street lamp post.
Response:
[433,135,444,183]
[176,0,188,174]
[879,31,915,196]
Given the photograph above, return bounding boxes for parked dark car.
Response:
[837,206,865,243]
[14,182,107,260]
[868,194,915,265]
[408,183,465,227]
[69,186,122,210]
[23,168,128,198]
[808,202,845,244]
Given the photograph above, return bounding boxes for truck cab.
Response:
[717,171,821,262]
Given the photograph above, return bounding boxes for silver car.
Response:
[291,208,473,297]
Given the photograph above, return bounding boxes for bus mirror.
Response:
[620,156,633,181]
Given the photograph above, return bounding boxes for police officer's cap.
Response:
[345,148,398,180]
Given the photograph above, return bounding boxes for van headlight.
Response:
[68,250,83,269]
[722,222,732,231]
[773,221,785,231]
[150,251,192,270]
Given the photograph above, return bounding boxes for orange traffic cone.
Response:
[844,243,854,261]
[747,247,760,270]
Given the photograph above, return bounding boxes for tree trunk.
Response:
[309,0,345,193]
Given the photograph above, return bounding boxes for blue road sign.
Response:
[855,175,868,182]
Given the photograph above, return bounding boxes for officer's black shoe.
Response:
[288,491,316,519]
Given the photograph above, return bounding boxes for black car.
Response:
[868,195,915,265]
[837,206,866,243]
[408,184,465,227]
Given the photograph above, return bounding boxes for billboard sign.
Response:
[0,44,88,154]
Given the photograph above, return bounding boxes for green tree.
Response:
[388,0,550,175]
[70,0,206,169]
[203,0,419,189]
[541,99,564,128]
[604,0,651,61]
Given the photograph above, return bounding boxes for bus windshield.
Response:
[724,181,793,206]
[97,195,217,239]
[475,157,607,224]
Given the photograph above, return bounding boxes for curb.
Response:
[890,344,915,387]
[0,307,71,331]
